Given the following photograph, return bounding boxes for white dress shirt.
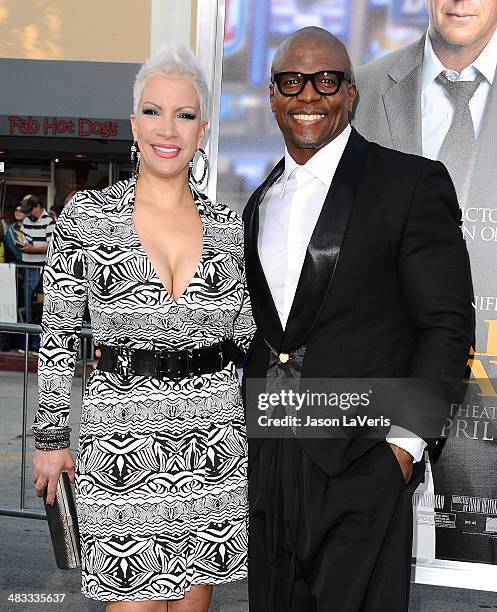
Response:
[258,124,425,462]
[258,124,351,327]
[421,28,497,160]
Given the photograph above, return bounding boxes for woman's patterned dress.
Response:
[33,178,255,601]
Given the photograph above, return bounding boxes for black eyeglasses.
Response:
[271,70,351,97]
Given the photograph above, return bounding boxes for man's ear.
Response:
[269,83,276,113]
[347,84,358,113]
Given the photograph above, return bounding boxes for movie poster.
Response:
[351,0,497,566]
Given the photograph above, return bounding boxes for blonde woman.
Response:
[32,43,254,611]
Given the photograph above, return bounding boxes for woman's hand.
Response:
[92,342,101,369]
[32,448,75,505]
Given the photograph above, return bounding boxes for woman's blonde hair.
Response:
[133,42,210,120]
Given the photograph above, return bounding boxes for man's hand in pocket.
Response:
[388,443,413,484]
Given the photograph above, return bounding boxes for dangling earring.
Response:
[131,141,141,178]
[188,148,209,186]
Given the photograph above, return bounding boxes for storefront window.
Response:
[54,160,110,205]
[0,158,51,179]
[116,163,132,183]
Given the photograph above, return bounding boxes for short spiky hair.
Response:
[132,42,210,119]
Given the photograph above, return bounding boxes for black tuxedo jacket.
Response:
[242,128,474,476]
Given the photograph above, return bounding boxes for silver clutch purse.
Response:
[43,472,81,569]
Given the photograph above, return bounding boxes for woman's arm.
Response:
[32,195,88,503]
[231,220,256,362]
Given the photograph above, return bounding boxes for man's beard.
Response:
[289,131,329,149]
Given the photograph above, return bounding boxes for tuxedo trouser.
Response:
[248,438,425,612]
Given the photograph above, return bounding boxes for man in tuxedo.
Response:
[243,26,474,611]
[353,0,497,564]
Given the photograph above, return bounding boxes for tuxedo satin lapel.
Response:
[282,129,369,352]
[245,159,285,349]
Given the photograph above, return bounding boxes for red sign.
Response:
[8,115,120,139]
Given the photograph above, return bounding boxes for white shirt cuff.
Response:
[386,426,427,463]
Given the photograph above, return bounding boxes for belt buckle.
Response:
[115,346,134,377]
[155,350,168,380]
[156,350,188,381]
[154,348,208,380]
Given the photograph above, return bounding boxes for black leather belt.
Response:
[97,342,230,380]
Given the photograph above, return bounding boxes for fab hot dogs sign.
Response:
[3,115,131,140]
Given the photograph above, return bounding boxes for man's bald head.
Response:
[271,26,352,78]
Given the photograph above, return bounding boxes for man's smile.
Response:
[290,112,326,125]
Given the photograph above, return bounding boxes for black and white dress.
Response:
[33,178,255,602]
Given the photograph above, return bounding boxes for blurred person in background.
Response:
[31,43,254,612]
[0,219,6,350]
[4,205,25,263]
[0,221,5,263]
[1,206,27,350]
[48,204,64,223]
[19,194,55,329]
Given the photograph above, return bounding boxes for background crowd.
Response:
[0,191,77,351]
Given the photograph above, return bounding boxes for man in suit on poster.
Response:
[353,0,497,563]
[353,0,497,207]
[242,26,474,611]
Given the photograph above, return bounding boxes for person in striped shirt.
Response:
[19,194,55,330]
